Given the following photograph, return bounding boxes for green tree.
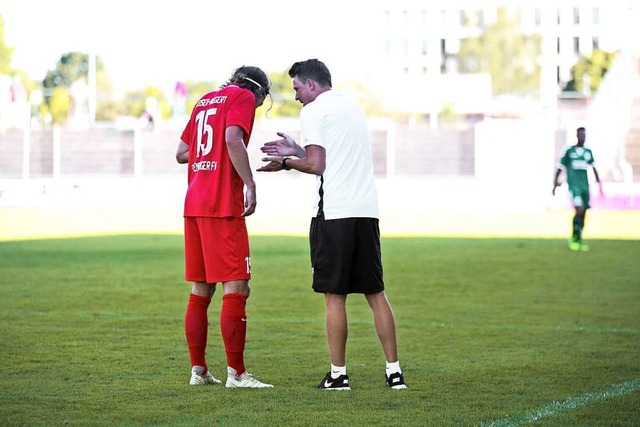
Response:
[0,15,14,75]
[125,86,171,120]
[258,70,301,118]
[42,52,114,123]
[48,86,71,124]
[458,7,541,96]
[184,80,218,115]
[563,49,618,94]
[43,52,98,90]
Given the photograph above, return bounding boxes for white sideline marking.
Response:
[481,379,640,427]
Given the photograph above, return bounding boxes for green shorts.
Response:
[568,186,590,209]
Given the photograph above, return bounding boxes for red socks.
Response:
[185,292,248,377]
[185,293,211,373]
[220,293,248,376]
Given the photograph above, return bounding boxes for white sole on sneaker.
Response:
[225,372,273,388]
[190,371,222,385]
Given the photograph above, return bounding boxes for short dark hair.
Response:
[226,65,270,99]
[288,59,332,88]
[577,127,585,132]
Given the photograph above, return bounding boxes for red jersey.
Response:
[181,85,256,217]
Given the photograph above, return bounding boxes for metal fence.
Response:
[0,121,476,179]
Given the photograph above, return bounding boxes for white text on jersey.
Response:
[192,161,218,172]
[196,96,227,107]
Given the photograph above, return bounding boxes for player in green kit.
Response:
[552,127,604,251]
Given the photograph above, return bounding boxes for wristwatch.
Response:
[282,158,291,170]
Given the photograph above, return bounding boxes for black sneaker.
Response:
[386,372,408,389]
[316,372,351,390]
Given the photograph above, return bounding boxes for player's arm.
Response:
[176,139,189,164]
[226,125,256,217]
[592,165,604,195]
[553,146,570,195]
[552,168,562,195]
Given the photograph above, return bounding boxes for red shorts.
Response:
[184,217,251,283]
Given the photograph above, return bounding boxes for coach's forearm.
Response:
[285,157,323,175]
[293,144,306,159]
[287,145,325,175]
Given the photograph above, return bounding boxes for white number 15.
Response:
[195,108,217,157]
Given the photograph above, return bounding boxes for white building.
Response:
[366,0,636,116]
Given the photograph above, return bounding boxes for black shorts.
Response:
[309,215,384,295]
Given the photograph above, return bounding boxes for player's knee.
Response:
[223,280,251,297]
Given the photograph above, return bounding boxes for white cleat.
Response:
[189,366,222,385]
[226,367,273,388]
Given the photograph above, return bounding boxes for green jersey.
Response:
[559,146,595,192]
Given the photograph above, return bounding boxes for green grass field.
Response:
[1,235,639,426]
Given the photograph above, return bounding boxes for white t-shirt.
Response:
[300,90,379,220]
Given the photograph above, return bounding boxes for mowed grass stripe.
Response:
[481,379,640,427]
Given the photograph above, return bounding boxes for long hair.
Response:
[224,65,270,100]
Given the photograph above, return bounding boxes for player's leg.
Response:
[316,292,351,390]
[365,291,398,363]
[353,220,397,361]
[185,284,213,373]
[220,280,249,379]
[186,282,222,385]
[310,216,352,390]
[570,207,585,249]
[183,217,221,384]
[355,218,407,389]
[569,191,586,250]
[325,292,348,367]
[578,190,592,251]
[220,280,272,388]
[365,292,407,389]
[201,217,272,388]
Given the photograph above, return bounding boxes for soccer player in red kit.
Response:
[175,66,273,388]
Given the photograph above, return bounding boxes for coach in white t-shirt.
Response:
[300,89,379,220]
[258,58,408,391]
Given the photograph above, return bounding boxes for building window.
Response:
[592,36,599,50]
[441,39,446,56]
[385,39,392,55]
[403,10,409,26]
[557,8,561,24]
[574,37,580,53]
[535,8,541,26]
[421,39,428,55]
[557,37,561,54]
[421,10,428,27]
[403,39,409,55]
[403,67,409,74]
[573,7,580,24]
[422,67,428,75]
[592,7,600,24]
